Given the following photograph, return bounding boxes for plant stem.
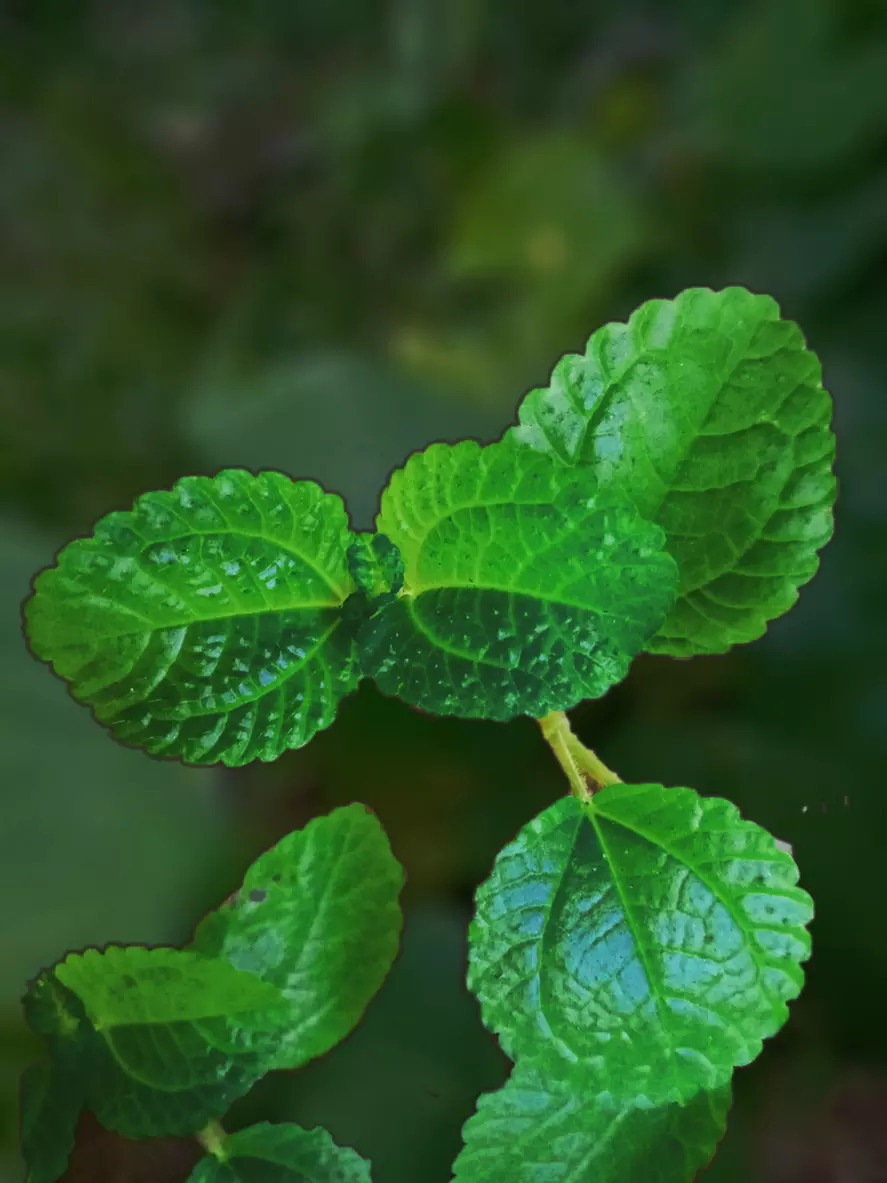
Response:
[537,711,621,800]
[196,1120,230,1161]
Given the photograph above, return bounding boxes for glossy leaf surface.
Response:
[35,946,292,1137]
[185,1122,372,1182]
[360,440,677,718]
[19,1061,82,1183]
[469,786,813,1105]
[24,470,361,765]
[509,287,836,654]
[191,804,404,1070]
[453,1061,730,1183]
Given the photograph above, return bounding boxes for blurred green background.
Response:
[2,1,886,1179]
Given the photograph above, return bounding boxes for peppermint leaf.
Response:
[453,1060,730,1183]
[191,804,404,1069]
[186,1121,372,1182]
[469,785,813,1105]
[509,287,836,654]
[24,470,361,765]
[360,440,677,719]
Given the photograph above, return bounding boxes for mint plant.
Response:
[19,286,836,1181]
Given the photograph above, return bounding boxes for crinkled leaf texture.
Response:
[190,803,405,1070]
[27,945,292,1138]
[24,470,361,765]
[469,785,813,1106]
[509,286,836,655]
[358,439,678,719]
[19,1061,83,1183]
[186,1121,372,1182]
[453,1060,730,1183]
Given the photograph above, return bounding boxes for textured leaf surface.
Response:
[46,946,292,1137]
[191,804,404,1070]
[469,786,813,1105]
[359,440,677,718]
[509,287,836,654]
[19,1061,82,1183]
[186,1122,372,1182]
[453,1061,730,1183]
[24,470,361,765]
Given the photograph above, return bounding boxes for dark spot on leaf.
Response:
[248,888,266,903]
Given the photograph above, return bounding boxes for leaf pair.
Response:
[20,805,403,1181]
[23,441,678,764]
[456,782,814,1181]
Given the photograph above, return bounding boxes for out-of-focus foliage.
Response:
[1,0,885,1180]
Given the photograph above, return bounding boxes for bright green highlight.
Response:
[468,785,813,1105]
[453,1060,730,1183]
[190,803,404,1070]
[23,469,362,765]
[186,1121,373,1182]
[360,438,678,718]
[40,946,292,1138]
[509,286,836,655]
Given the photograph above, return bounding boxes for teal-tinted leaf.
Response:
[359,439,677,719]
[46,945,292,1137]
[508,287,836,655]
[23,469,362,765]
[19,1061,83,1183]
[186,1121,372,1182]
[469,786,813,1105]
[453,1060,730,1183]
[191,804,404,1070]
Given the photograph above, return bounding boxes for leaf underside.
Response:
[509,286,836,655]
[190,803,405,1070]
[468,785,813,1106]
[360,439,678,718]
[24,469,361,765]
[19,1061,83,1183]
[453,1060,731,1183]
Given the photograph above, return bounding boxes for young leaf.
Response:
[508,287,836,655]
[190,804,404,1070]
[23,470,361,765]
[359,439,677,719]
[469,786,813,1106]
[453,1060,730,1183]
[186,1121,372,1182]
[39,945,293,1137]
[19,1061,83,1183]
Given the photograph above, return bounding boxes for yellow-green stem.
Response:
[537,711,621,800]
[196,1120,229,1161]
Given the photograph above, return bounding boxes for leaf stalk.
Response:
[537,711,621,800]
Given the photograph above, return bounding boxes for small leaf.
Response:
[359,439,677,719]
[20,1061,83,1183]
[24,470,361,765]
[191,804,404,1070]
[46,945,292,1137]
[453,1060,731,1183]
[347,533,404,600]
[469,785,813,1105]
[509,287,836,655]
[186,1121,372,1182]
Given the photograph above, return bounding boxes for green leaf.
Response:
[43,945,293,1137]
[508,287,836,655]
[453,1060,730,1183]
[191,804,404,1070]
[347,533,404,600]
[19,1061,83,1183]
[186,1121,372,1182]
[359,439,678,719]
[468,785,813,1105]
[23,469,362,765]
